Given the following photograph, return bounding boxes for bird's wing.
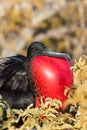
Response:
[0,55,28,90]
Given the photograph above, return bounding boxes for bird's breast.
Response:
[30,56,73,105]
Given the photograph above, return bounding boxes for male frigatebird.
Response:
[0,42,73,109]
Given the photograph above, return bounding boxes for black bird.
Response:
[0,42,70,109]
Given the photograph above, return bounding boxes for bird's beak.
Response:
[43,49,70,60]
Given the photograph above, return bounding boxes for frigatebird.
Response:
[0,42,73,109]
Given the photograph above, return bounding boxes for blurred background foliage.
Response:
[0,0,87,62]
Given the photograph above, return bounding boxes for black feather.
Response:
[0,55,26,88]
[0,55,35,109]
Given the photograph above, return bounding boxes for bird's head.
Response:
[27,41,70,61]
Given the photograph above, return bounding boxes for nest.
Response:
[0,55,87,130]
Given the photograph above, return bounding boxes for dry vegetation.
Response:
[0,0,87,62]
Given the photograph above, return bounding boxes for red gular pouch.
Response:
[30,56,73,110]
